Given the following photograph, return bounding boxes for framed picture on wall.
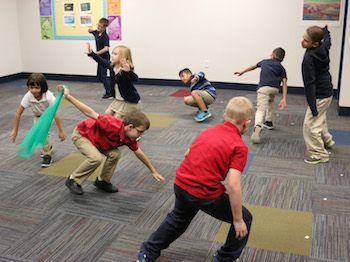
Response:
[301,0,344,26]
[63,2,74,14]
[80,2,91,14]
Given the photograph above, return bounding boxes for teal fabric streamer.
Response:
[16,87,64,159]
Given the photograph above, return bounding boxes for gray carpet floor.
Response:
[0,79,349,262]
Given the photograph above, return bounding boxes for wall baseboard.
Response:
[0,72,337,97]
[338,106,350,116]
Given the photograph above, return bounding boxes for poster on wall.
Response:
[41,16,54,39]
[40,0,52,16]
[108,16,122,40]
[302,0,343,26]
[106,0,121,16]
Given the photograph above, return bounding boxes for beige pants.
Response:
[34,116,52,156]
[71,128,121,185]
[184,90,215,107]
[255,86,279,126]
[303,96,333,160]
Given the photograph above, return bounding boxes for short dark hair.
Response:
[123,110,150,130]
[306,26,324,43]
[27,73,48,94]
[99,18,109,27]
[178,68,192,76]
[273,47,285,62]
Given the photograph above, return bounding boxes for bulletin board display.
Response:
[53,0,106,39]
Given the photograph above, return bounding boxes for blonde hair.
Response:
[225,96,255,124]
[111,45,134,69]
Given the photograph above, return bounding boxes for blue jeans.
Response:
[141,184,252,262]
[97,64,112,96]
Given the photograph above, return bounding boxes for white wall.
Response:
[0,0,346,91]
[339,4,350,108]
[0,0,22,76]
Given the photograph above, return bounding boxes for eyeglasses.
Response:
[134,127,145,135]
[96,24,105,28]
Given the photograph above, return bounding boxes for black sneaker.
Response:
[40,146,53,157]
[65,177,84,195]
[41,155,53,168]
[94,178,119,193]
[101,94,113,99]
[263,121,274,130]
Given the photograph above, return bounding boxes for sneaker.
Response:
[93,178,119,193]
[40,146,53,157]
[263,121,274,130]
[101,94,113,99]
[325,139,335,149]
[304,155,328,164]
[195,110,211,122]
[213,257,239,262]
[41,155,53,168]
[65,177,84,195]
[251,125,262,144]
[137,251,154,262]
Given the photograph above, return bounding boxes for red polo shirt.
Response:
[77,115,138,151]
[175,121,248,199]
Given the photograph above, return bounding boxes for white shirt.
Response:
[20,90,55,116]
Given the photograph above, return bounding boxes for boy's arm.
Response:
[234,64,258,76]
[279,78,288,110]
[57,85,99,120]
[226,168,248,240]
[53,112,67,141]
[133,148,165,181]
[11,105,25,142]
[302,59,318,116]
[96,46,109,56]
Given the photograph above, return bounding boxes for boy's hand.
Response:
[119,58,131,72]
[85,42,92,54]
[233,219,248,240]
[234,71,243,76]
[152,171,165,182]
[57,85,70,99]
[59,131,67,141]
[190,77,198,85]
[10,130,17,143]
[279,98,286,110]
[88,28,93,33]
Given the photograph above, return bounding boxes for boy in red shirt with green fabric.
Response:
[57,85,164,195]
[137,96,255,262]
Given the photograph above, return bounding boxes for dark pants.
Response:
[97,64,112,96]
[141,184,252,262]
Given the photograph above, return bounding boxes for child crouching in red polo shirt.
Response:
[57,85,164,195]
[138,96,255,262]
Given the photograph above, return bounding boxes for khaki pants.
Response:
[255,86,279,126]
[184,90,215,107]
[303,96,333,160]
[34,116,52,156]
[71,128,121,185]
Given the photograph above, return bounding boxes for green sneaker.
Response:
[137,252,154,262]
[304,155,328,164]
[325,139,335,149]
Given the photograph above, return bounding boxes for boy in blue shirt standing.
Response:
[179,68,216,122]
[301,25,334,164]
[88,17,112,99]
[235,48,288,144]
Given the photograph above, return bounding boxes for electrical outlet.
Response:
[204,60,209,68]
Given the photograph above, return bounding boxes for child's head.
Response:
[123,110,150,140]
[179,68,192,84]
[27,73,48,95]
[111,45,134,69]
[302,26,324,49]
[97,18,109,33]
[224,96,255,134]
[271,47,285,62]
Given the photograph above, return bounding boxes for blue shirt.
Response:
[257,58,287,89]
[92,30,110,60]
